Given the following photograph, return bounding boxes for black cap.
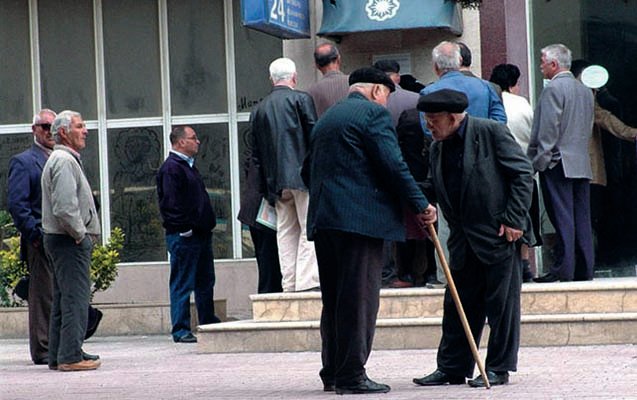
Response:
[349,67,396,92]
[373,59,400,74]
[417,89,468,113]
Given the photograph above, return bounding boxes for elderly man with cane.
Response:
[413,89,533,388]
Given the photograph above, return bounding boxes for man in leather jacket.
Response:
[249,58,319,292]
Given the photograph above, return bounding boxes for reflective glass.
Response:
[0,133,34,211]
[0,1,31,124]
[103,0,161,118]
[233,2,283,113]
[189,124,232,259]
[38,0,97,119]
[108,127,166,262]
[167,0,227,115]
[237,122,255,258]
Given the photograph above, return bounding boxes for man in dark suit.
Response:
[306,67,437,394]
[528,44,595,282]
[412,89,533,388]
[8,109,57,365]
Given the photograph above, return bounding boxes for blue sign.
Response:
[241,0,311,39]
[318,0,462,36]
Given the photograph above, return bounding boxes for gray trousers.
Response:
[44,234,93,365]
[26,242,53,362]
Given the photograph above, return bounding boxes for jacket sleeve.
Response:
[8,156,42,244]
[595,101,637,141]
[362,106,429,213]
[487,82,508,124]
[528,85,563,172]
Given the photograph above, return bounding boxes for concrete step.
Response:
[251,278,637,322]
[0,299,227,339]
[197,312,637,353]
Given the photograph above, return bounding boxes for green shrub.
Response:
[0,236,27,307]
[90,227,124,300]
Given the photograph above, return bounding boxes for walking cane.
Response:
[427,224,491,389]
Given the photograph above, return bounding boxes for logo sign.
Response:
[365,0,400,22]
[242,0,310,39]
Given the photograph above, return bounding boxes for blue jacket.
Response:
[156,153,216,235]
[306,92,429,242]
[420,70,507,135]
[8,144,48,259]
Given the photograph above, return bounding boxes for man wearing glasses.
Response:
[156,126,221,344]
[8,109,57,365]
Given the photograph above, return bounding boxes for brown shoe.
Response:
[58,359,101,372]
[388,279,413,288]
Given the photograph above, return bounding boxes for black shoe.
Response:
[33,358,48,365]
[174,333,197,343]
[413,369,465,386]
[468,371,509,387]
[533,273,560,283]
[335,378,391,394]
[85,308,103,340]
[323,383,335,392]
[522,261,533,283]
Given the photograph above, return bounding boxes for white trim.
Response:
[171,114,230,125]
[93,0,111,243]
[525,0,536,106]
[28,0,41,113]
[225,0,243,259]
[158,0,172,158]
[106,117,164,129]
[0,125,32,135]
[237,112,251,122]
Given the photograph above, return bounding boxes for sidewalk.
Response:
[1,336,635,400]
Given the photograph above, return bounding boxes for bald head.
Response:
[314,43,341,74]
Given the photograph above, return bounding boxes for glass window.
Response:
[167,0,227,115]
[0,1,31,124]
[108,127,165,262]
[233,2,283,113]
[190,123,232,259]
[80,129,101,203]
[103,0,161,118]
[38,0,97,119]
[0,133,34,211]
[237,121,255,258]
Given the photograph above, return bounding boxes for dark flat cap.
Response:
[349,67,396,92]
[373,59,400,74]
[417,89,468,113]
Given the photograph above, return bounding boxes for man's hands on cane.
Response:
[417,204,437,227]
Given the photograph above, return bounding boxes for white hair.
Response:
[269,57,296,83]
[52,110,82,143]
[541,44,572,69]
[432,41,461,73]
[32,108,56,125]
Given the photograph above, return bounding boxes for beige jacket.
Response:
[590,101,637,185]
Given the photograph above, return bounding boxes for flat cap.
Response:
[417,89,468,113]
[349,67,396,92]
[373,59,400,74]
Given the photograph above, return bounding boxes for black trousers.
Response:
[26,242,53,362]
[314,230,384,386]
[249,226,282,293]
[437,245,522,377]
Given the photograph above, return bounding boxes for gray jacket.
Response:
[41,145,100,242]
[527,71,594,178]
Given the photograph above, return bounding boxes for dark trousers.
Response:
[540,163,594,280]
[44,234,92,366]
[437,246,521,377]
[395,239,437,285]
[314,230,383,386]
[166,232,219,340]
[26,242,53,362]
[249,226,282,293]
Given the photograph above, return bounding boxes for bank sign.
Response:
[242,0,310,39]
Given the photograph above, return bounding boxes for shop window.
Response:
[167,0,228,115]
[0,133,33,211]
[0,1,31,124]
[103,0,161,118]
[39,0,97,119]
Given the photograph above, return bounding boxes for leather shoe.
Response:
[174,333,197,343]
[388,279,413,288]
[335,378,391,394]
[58,359,101,372]
[413,369,465,386]
[533,273,560,283]
[323,383,335,392]
[49,350,100,370]
[468,371,509,387]
[34,358,48,365]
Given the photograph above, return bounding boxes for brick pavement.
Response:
[1,336,635,399]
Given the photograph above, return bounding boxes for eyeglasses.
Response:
[36,123,52,131]
[184,136,198,141]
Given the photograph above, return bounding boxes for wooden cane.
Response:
[427,224,491,389]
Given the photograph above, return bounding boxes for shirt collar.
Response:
[170,149,194,168]
[33,139,53,156]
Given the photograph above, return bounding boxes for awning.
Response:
[318,0,463,37]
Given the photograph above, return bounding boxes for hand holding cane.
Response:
[427,224,491,389]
